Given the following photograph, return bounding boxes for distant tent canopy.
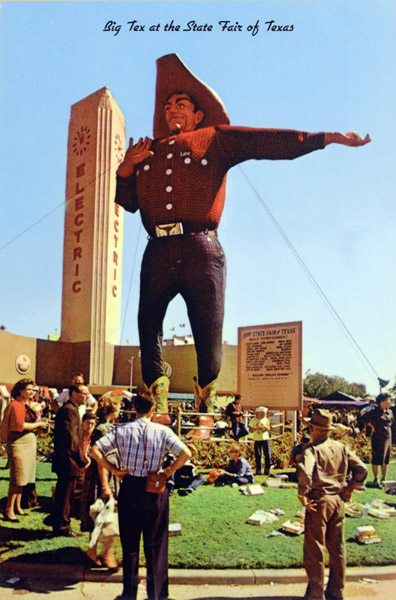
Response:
[320,391,365,407]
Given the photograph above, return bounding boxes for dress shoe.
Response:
[2,511,19,523]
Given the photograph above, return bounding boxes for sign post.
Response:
[238,321,303,411]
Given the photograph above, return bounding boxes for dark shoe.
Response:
[98,556,119,573]
[85,554,102,568]
[255,471,262,476]
[178,489,189,496]
[43,514,53,526]
[325,594,343,600]
[2,511,19,523]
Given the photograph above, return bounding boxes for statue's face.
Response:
[164,93,204,133]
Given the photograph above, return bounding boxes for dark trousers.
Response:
[138,233,226,389]
[231,421,249,440]
[178,473,205,492]
[52,472,77,533]
[254,440,271,474]
[215,474,253,486]
[303,495,346,600]
[118,475,169,600]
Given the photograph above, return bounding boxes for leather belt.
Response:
[150,223,217,239]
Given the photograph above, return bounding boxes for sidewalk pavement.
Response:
[0,563,396,599]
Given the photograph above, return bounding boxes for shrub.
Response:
[9,425,394,467]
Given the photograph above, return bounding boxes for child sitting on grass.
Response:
[215,443,254,486]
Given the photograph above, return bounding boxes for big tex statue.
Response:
[116,54,370,414]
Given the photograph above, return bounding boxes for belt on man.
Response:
[150,222,217,239]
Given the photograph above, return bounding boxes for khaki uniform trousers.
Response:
[303,494,345,600]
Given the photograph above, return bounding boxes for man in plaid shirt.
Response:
[116,54,370,413]
[91,392,191,600]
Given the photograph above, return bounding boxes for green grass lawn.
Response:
[1,458,396,569]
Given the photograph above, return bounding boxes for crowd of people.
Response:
[1,378,395,600]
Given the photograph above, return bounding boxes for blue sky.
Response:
[1,0,395,395]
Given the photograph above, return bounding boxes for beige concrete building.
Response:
[0,330,237,395]
[60,87,125,386]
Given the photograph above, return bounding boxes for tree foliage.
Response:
[303,372,366,399]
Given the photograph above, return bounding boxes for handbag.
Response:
[146,471,167,494]
[0,403,11,443]
[142,424,167,494]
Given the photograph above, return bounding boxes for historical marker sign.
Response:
[238,321,302,410]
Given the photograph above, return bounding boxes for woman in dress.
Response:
[80,394,122,570]
[363,392,394,487]
[1,379,47,521]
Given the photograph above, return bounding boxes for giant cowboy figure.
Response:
[116,54,370,414]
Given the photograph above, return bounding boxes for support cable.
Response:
[237,163,380,382]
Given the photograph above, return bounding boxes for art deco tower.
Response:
[60,87,125,385]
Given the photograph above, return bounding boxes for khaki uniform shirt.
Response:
[297,437,367,500]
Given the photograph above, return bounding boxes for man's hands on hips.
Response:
[117,136,154,177]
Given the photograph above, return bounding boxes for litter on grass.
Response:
[296,507,306,519]
[353,525,381,544]
[281,520,304,535]
[269,508,285,516]
[265,478,297,489]
[242,483,264,495]
[381,480,396,493]
[345,498,396,519]
[169,523,182,536]
[247,510,279,526]
[265,478,282,487]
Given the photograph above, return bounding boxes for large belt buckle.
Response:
[155,222,183,237]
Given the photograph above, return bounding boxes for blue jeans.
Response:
[138,233,226,388]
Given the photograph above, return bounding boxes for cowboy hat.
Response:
[153,53,230,138]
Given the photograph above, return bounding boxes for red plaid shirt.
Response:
[116,125,325,235]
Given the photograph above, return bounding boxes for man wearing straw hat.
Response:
[116,54,370,415]
[297,408,367,600]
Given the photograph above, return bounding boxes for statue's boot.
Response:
[148,375,170,414]
[198,379,217,414]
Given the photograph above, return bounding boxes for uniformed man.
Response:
[297,408,367,600]
[116,53,371,414]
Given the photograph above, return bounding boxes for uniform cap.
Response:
[305,409,334,430]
